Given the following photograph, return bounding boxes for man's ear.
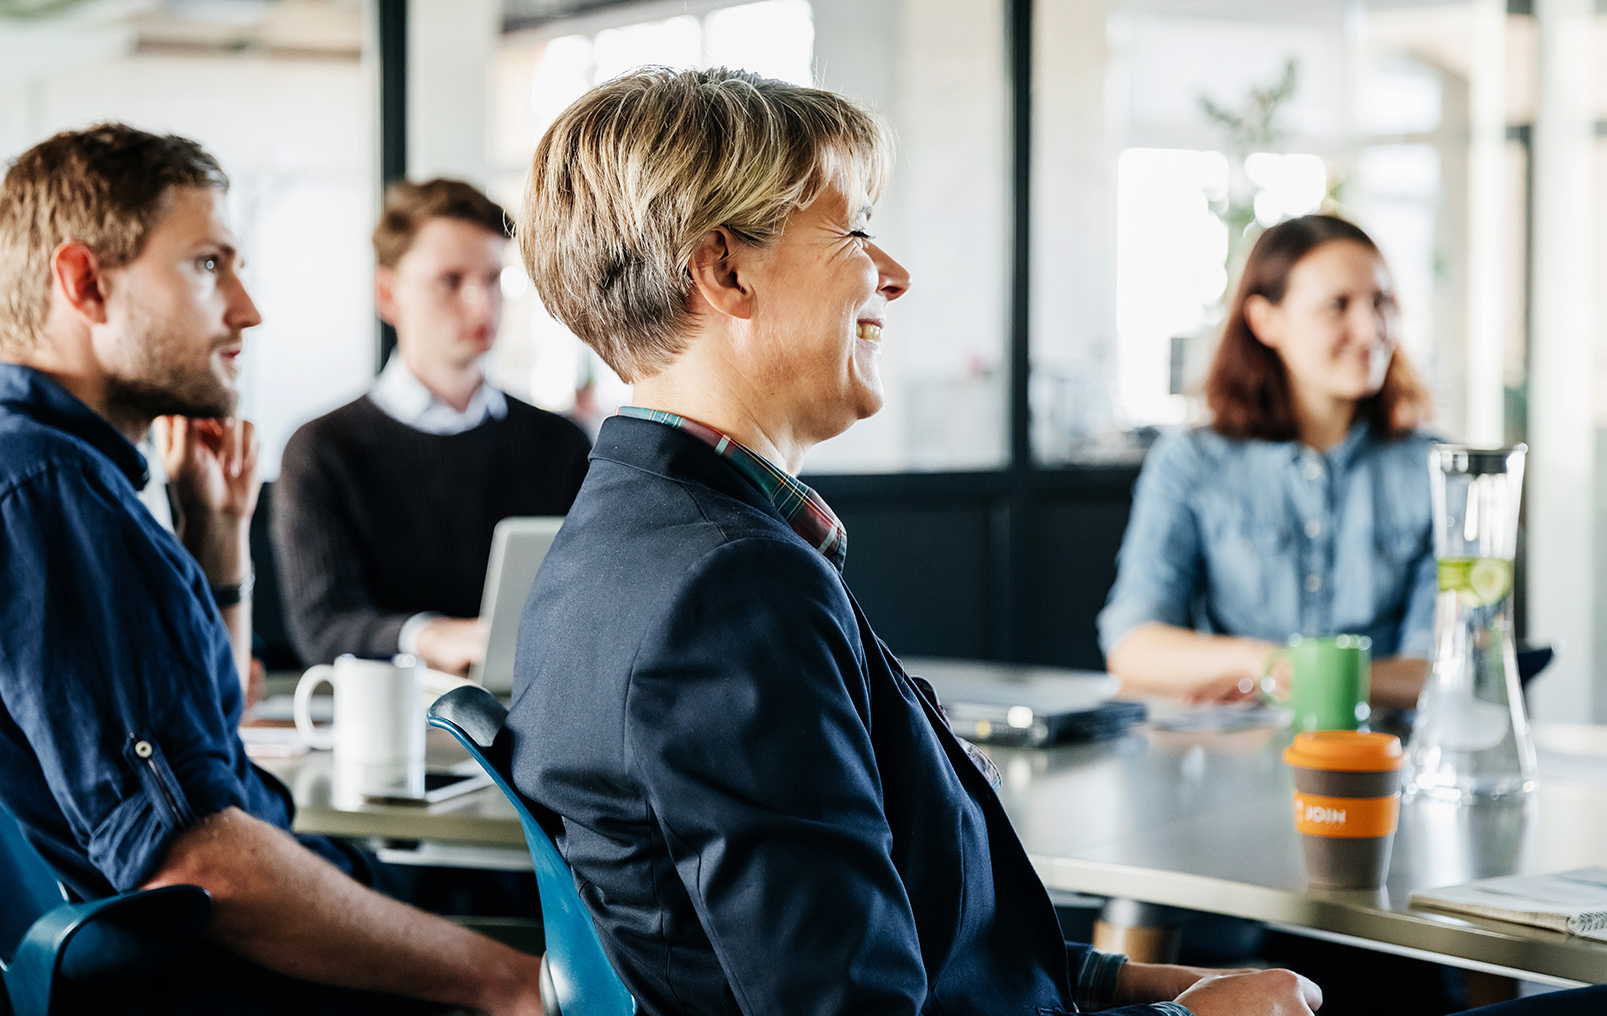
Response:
[686,227,755,321]
[374,266,399,326]
[1243,294,1281,349]
[50,242,109,326]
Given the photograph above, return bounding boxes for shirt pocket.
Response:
[1198,503,1294,633]
[1370,527,1424,620]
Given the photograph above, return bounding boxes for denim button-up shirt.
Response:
[1098,421,1438,660]
[0,364,357,899]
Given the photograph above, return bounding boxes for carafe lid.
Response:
[1283,730,1404,771]
[1431,444,1526,476]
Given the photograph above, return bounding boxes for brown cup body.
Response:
[1290,766,1402,889]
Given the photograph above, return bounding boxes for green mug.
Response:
[1263,634,1372,732]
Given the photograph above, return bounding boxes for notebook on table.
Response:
[1411,868,1607,940]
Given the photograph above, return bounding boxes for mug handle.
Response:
[1259,649,1290,705]
[293,665,337,750]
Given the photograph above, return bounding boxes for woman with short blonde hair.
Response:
[505,66,1318,1016]
[520,65,893,381]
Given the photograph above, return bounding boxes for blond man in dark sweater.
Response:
[275,179,590,673]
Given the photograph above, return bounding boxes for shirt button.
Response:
[1305,574,1323,593]
[1305,519,1324,539]
[1303,458,1324,481]
[134,740,154,759]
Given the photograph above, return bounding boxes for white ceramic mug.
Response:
[294,654,426,772]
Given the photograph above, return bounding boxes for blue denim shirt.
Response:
[1099,421,1438,660]
[0,364,355,899]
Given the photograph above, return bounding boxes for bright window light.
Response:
[1244,152,1327,226]
[529,35,592,127]
[528,307,584,412]
[592,15,700,84]
[705,0,814,85]
[1115,148,1229,426]
[500,265,530,300]
[1360,61,1443,137]
[1358,143,1440,200]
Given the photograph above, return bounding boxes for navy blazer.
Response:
[508,416,1170,1016]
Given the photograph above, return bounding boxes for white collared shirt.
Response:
[369,354,508,436]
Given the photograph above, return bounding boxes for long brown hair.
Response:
[1204,214,1431,441]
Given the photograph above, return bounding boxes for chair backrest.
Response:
[428,687,636,1016]
[0,803,68,967]
[1516,645,1554,688]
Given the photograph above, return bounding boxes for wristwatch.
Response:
[210,570,255,608]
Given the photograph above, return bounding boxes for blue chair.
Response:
[428,686,636,1016]
[0,803,210,1016]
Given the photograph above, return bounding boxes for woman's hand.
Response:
[1108,623,1282,704]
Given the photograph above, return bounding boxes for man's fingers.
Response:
[219,418,242,478]
[239,419,259,474]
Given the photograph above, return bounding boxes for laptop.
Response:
[903,657,1144,747]
[470,516,565,694]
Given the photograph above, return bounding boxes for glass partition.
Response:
[1031,0,1533,464]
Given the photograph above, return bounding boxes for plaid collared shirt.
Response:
[617,407,848,572]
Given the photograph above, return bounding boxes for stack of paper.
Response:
[1410,868,1607,940]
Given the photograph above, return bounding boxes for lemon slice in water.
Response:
[1466,558,1512,606]
[1438,558,1513,606]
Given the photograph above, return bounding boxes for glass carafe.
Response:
[1407,444,1536,801]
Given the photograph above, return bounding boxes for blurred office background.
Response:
[1,0,1603,722]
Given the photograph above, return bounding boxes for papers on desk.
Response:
[238,723,310,759]
[1410,868,1607,941]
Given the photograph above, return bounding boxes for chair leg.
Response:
[539,953,560,1016]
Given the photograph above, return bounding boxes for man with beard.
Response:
[0,124,543,1014]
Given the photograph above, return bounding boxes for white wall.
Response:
[408,0,499,187]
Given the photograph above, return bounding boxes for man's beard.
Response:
[105,369,235,421]
[103,324,239,423]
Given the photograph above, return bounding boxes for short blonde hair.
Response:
[518,66,893,381]
[0,124,227,355]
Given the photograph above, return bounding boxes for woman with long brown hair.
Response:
[1099,214,1436,708]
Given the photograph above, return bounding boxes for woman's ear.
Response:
[1243,294,1281,349]
[687,227,755,321]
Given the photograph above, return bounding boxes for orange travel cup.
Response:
[1283,731,1405,889]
